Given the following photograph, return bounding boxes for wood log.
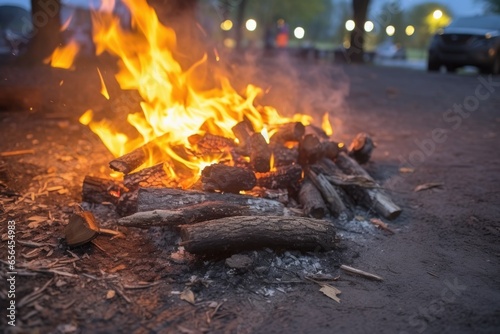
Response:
[315,159,378,188]
[272,145,299,167]
[299,134,322,165]
[119,200,284,228]
[304,125,329,140]
[201,164,256,193]
[109,135,166,174]
[348,133,374,164]
[250,133,271,172]
[255,164,302,190]
[270,122,305,144]
[320,141,344,161]
[188,133,235,155]
[335,152,401,220]
[231,120,254,155]
[306,169,351,219]
[116,190,138,217]
[179,216,336,255]
[136,188,287,214]
[123,162,174,190]
[299,179,328,219]
[82,176,125,205]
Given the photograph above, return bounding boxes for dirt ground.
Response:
[0,56,499,334]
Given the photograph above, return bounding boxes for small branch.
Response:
[0,149,35,157]
[340,264,383,281]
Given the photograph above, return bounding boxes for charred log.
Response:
[136,188,287,215]
[306,168,351,219]
[299,179,328,219]
[179,216,336,255]
[256,164,302,190]
[348,132,374,164]
[270,122,305,144]
[201,164,256,193]
[188,133,236,155]
[109,135,166,174]
[299,134,323,165]
[123,163,172,190]
[82,176,125,205]
[271,145,299,167]
[335,152,402,220]
[250,133,271,172]
[231,119,254,155]
[119,201,251,228]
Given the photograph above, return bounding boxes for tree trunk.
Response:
[349,0,370,63]
[235,0,248,49]
[25,0,62,63]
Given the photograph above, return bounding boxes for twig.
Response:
[123,281,161,289]
[340,265,384,281]
[0,149,35,157]
[18,278,54,308]
[17,240,57,248]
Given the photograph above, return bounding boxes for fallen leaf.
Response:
[180,288,196,305]
[109,264,126,273]
[319,284,341,303]
[370,218,395,234]
[414,182,444,192]
[399,167,415,174]
[106,290,116,299]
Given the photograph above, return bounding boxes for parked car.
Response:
[427,15,500,74]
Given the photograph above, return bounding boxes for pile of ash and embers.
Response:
[76,116,401,258]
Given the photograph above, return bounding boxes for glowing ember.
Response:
[45,39,80,69]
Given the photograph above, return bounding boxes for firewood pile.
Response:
[82,120,401,255]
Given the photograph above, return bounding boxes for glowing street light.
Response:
[245,19,257,32]
[345,20,355,31]
[386,25,395,36]
[405,25,415,36]
[220,19,233,31]
[294,27,305,39]
[364,21,374,32]
[433,9,443,20]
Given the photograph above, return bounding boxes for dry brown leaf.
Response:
[106,290,116,299]
[399,167,415,174]
[109,264,126,273]
[180,289,196,305]
[414,182,444,192]
[319,285,341,303]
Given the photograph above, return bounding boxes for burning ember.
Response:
[50,0,331,189]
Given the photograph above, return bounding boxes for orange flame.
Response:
[77,0,316,186]
[321,112,333,137]
[96,67,110,100]
[45,39,80,69]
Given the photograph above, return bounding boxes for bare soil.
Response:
[0,57,499,334]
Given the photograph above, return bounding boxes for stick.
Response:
[255,164,302,190]
[340,265,383,281]
[306,169,350,219]
[179,216,336,255]
[0,149,35,157]
[299,179,327,219]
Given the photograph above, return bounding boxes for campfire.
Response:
[50,0,401,254]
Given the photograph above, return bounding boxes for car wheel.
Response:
[427,60,440,72]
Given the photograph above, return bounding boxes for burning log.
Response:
[299,179,328,219]
[119,200,285,228]
[306,169,351,219]
[179,216,336,255]
[299,134,323,165]
[270,122,306,144]
[136,188,287,215]
[231,120,254,155]
[255,164,302,190]
[123,162,172,190]
[201,164,256,193]
[250,133,271,172]
[335,152,402,220]
[188,133,235,155]
[348,133,374,164]
[82,176,124,205]
[109,134,167,174]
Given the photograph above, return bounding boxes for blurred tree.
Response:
[348,0,371,63]
[406,2,452,49]
[24,0,62,63]
[480,0,500,13]
[331,0,351,45]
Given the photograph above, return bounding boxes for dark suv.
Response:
[427,15,500,74]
